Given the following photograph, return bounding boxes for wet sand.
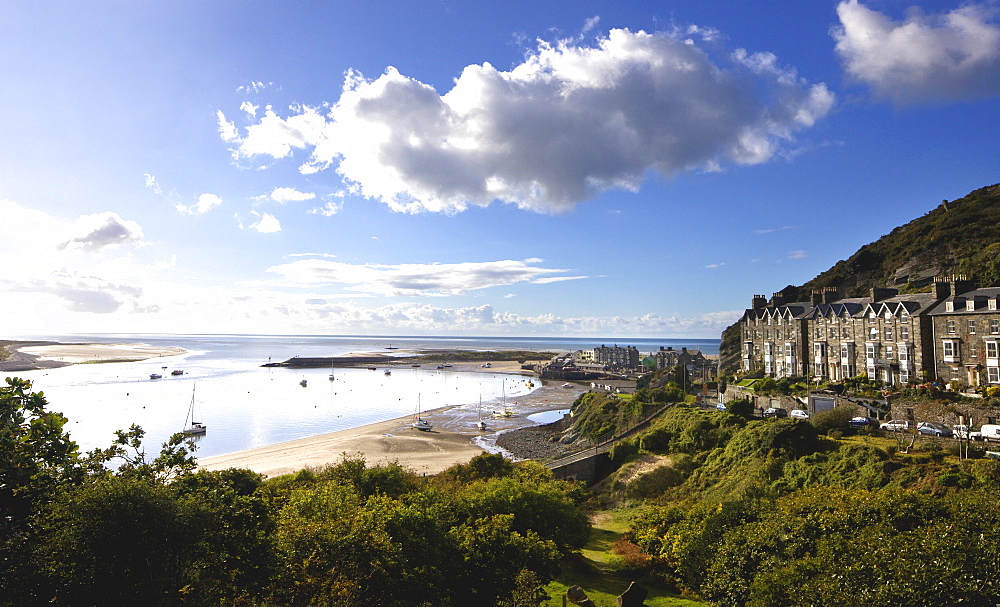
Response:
[1,342,187,371]
[199,378,587,478]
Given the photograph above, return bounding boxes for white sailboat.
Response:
[182,384,206,436]
[412,394,433,431]
[477,395,487,431]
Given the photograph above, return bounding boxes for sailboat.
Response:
[182,384,206,436]
[412,394,433,431]
[492,380,515,418]
[477,396,487,431]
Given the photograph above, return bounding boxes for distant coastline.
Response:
[0,341,187,373]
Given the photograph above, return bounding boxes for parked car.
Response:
[880,420,911,432]
[917,422,953,437]
[977,424,1000,442]
[849,416,877,429]
[953,424,973,439]
[763,407,788,418]
[716,402,727,411]
[789,409,810,419]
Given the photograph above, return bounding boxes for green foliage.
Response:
[725,398,754,418]
[809,405,856,434]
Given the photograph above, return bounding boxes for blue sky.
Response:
[1,0,998,338]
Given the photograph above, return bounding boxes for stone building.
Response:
[592,344,640,369]
[737,276,978,386]
[927,280,1000,388]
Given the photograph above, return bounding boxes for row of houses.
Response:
[738,275,1000,388]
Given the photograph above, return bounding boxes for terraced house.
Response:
[927,283,1000,388]
[738,276,990,387]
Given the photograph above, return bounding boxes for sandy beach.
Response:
[1,342,187,371]
[198,375,586,478]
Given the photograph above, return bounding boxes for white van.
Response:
[977,424,1000,442]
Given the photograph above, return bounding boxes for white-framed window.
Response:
[776,329,782,340]
[987,341,999,359]
[991,319,999,334]
[971,344,980,358]
[900,369,910,384]
[991,298,998,311]
[989,366,1000,384]
[901,325,910,341]
[842,363,855,378]
[867,365,877,380]
[901,311,910,323]
[948,320,956,334]
[869,327,879,340]
[898,345,909,362]
[884,327,893,341]
[866,343,878,359]
[946,301,955,312]
[885,345,894,361]
[969,319,977,335]
[841,344,850,359]
[784,343,795,358]
[869,312,876,324]
[943,340,959,362]
[968,300,976,311]
[828,327,836,339]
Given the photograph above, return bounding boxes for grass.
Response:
[541,510,706,607]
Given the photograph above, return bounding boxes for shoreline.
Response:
[198,379,586,478]
[1,341,187,372]
[2,339,588,476]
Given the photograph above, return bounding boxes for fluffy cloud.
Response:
[834,1,1000,103]
[177,193,223,215]
[264,258,582,296]
[218,27,832,214]
[250,211,282,233]
[59,212,144,251]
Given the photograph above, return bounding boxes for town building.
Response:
[592,344,640,370]
[737,276,982,387]
[927,282,1000,388]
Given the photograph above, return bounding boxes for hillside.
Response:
[720,182,1000,372]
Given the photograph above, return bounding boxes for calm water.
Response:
[7,334,719,459]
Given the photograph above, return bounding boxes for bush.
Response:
[810,407,856,435]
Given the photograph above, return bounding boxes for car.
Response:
[917,422,953,437]
[789,409,810,419]
[849,416,877,429]
[716,402,727,411]
[953,424,973,439]
[880,420,911,432]
[763,407,788,418]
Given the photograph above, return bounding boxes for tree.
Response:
[0,378,82,600]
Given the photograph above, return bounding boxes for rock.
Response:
[566,585,596,606]
[616,581,648,607]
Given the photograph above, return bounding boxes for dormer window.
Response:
[946,301,955,312]
[967,300,976,311]
[991,298,998,311]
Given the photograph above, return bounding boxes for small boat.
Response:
[412,395,432,431]
[171,370,184,376]
[149,373,162,380]
[299,379,308,387]
[477,396,487,431]
[384,369,392,376]
[367,366,378,371]
[386,344,398,350]
[562,383,572,388]
[411,363,421,367]
[182,384,206,436]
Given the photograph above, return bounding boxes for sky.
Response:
[1,0,999,339]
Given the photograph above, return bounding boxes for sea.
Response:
[6,334,719,460]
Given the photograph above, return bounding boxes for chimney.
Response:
[933,277,951,300]
[811,289,823,305]
[769,292,786,307]
[951,274,975,296]
[822,287,840,304]
[752,294,767,309]
[870,287,898,302]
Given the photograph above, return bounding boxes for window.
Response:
[969,319,977,335]
[988,342,999,359]
[971,345,980,358]
[869,327,879,340]
[990,366,1000,384]
[948,320,956,334]
[943,341,958,360]
[885,311,892,321]
[951,367,961,380]
[866,343,878,359]
[901,312,909,323]
[898,346,909,362]
[776,329,782,340]
[991,298,998,311]
[869,312,876,324]
[829,327,836,339]
[784,343,795,358]
[765,330,771,340]
[901,325,910,341]
[885,346,894,361]
[842,327,852,339]
[967,300,976,311]
[841,344,851,359]
[991,319,999,334]
[884,327,893,341]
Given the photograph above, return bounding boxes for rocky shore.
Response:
[496,416,579,461]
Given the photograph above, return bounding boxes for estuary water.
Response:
[7,334,719,460]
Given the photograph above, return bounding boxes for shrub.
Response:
[810,407,855,435]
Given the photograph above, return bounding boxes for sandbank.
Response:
[1,342,187,372]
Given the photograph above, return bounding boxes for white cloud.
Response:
[176,193,223,215]
[833,1,1000,104]
[59,212,144,251]
[144,173,162,195]
[264,258,581,296]
[240,101,259,117]
[787,250,807,260]
[309,198,344,216]
[705,262,726,269]
[219,28,832,214]
[216,110,239,142]
[267,186,316,204]
[251,211,282,233]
